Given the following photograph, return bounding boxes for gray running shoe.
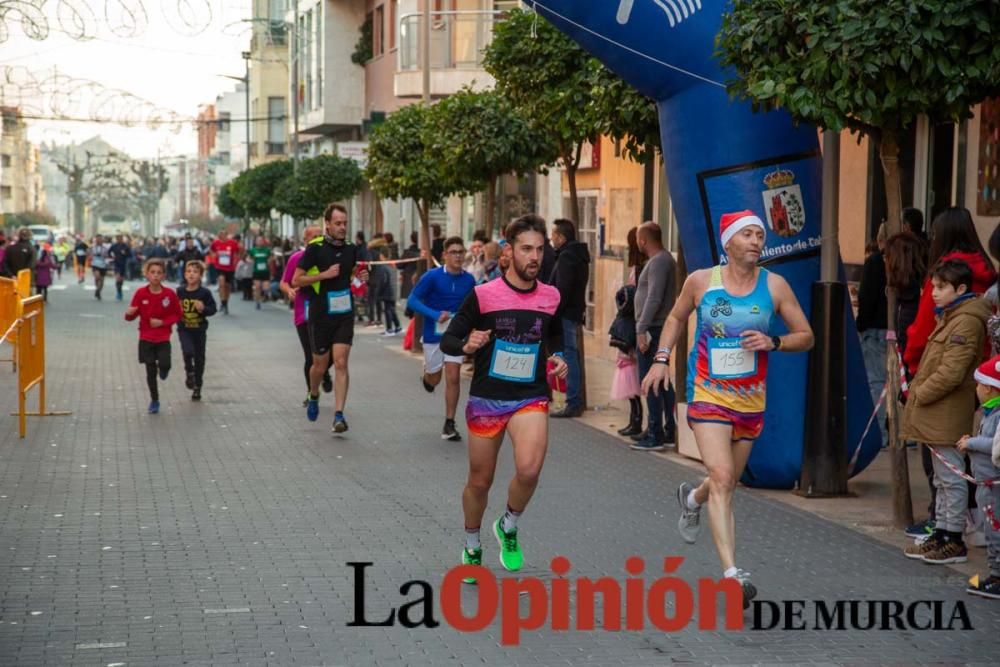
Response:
[677,482,702,544]
[733,568,757,609]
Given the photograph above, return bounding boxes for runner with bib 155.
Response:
[640,210,813,608]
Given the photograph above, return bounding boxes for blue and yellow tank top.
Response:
[687,265,774,413]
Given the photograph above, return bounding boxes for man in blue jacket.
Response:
[408,235,476,441]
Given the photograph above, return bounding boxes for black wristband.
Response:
[654,358,670,366]
[771,335,782,351]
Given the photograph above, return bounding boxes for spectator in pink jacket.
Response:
[34,247,58,302]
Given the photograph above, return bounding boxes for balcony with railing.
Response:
[395,10,501,98]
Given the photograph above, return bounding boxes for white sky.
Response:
[1,0,254,159]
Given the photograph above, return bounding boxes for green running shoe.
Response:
[461,547,483,584]
[493,517,523,572]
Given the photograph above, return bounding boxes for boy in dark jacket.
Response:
[176,260,217,401]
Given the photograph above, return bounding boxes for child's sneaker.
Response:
[966,574,1000,599]
[903,534,942,560]
[192,387,202,401]
[148,400,160,414]
[904,518,934,538]
[922,538,968,565]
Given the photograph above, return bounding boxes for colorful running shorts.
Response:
[686,401,764,442]
[466,396,549,439]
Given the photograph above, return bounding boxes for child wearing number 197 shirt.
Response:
[176,260,217,401]
[125,258,182,414]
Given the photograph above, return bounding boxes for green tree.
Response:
[229,160,293,223]
[590,65,661,165]
[483,8,600,225]
[718,0,1000,526]
[718,0,999,235]
[366,103,464,253]
[274,154,365,221]
[216,182,245,220]
[427,87,551,238]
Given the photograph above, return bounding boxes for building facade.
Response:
[212,83,247,212]
[0,107,45,221]
[195,105,218,219]
[248,0,291,168]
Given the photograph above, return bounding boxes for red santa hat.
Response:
[974,355,1000,390]
[720,210,766,248]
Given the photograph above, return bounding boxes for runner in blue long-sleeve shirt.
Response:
[408,235,476,441]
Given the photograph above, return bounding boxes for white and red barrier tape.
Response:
[847,383,888,475]
[846,333,909,476]
[359,256,428,267]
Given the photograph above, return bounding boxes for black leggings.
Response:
[296,322,331,390]
[139,341,171,401]
[178,329,207,388]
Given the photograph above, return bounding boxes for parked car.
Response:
[28,225,54,246]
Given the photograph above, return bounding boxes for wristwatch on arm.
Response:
[653,346,671,365]
[771,335,782,351]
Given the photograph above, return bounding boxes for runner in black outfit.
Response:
[292,203,369,434]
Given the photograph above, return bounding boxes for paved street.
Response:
[1,274,998,667]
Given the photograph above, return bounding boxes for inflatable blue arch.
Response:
[525,0,881,488]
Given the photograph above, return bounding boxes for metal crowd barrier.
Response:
[1,279,72,437]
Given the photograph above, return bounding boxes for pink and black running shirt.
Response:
[440,275,564,401]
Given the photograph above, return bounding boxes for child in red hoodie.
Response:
[125,258,182,413]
